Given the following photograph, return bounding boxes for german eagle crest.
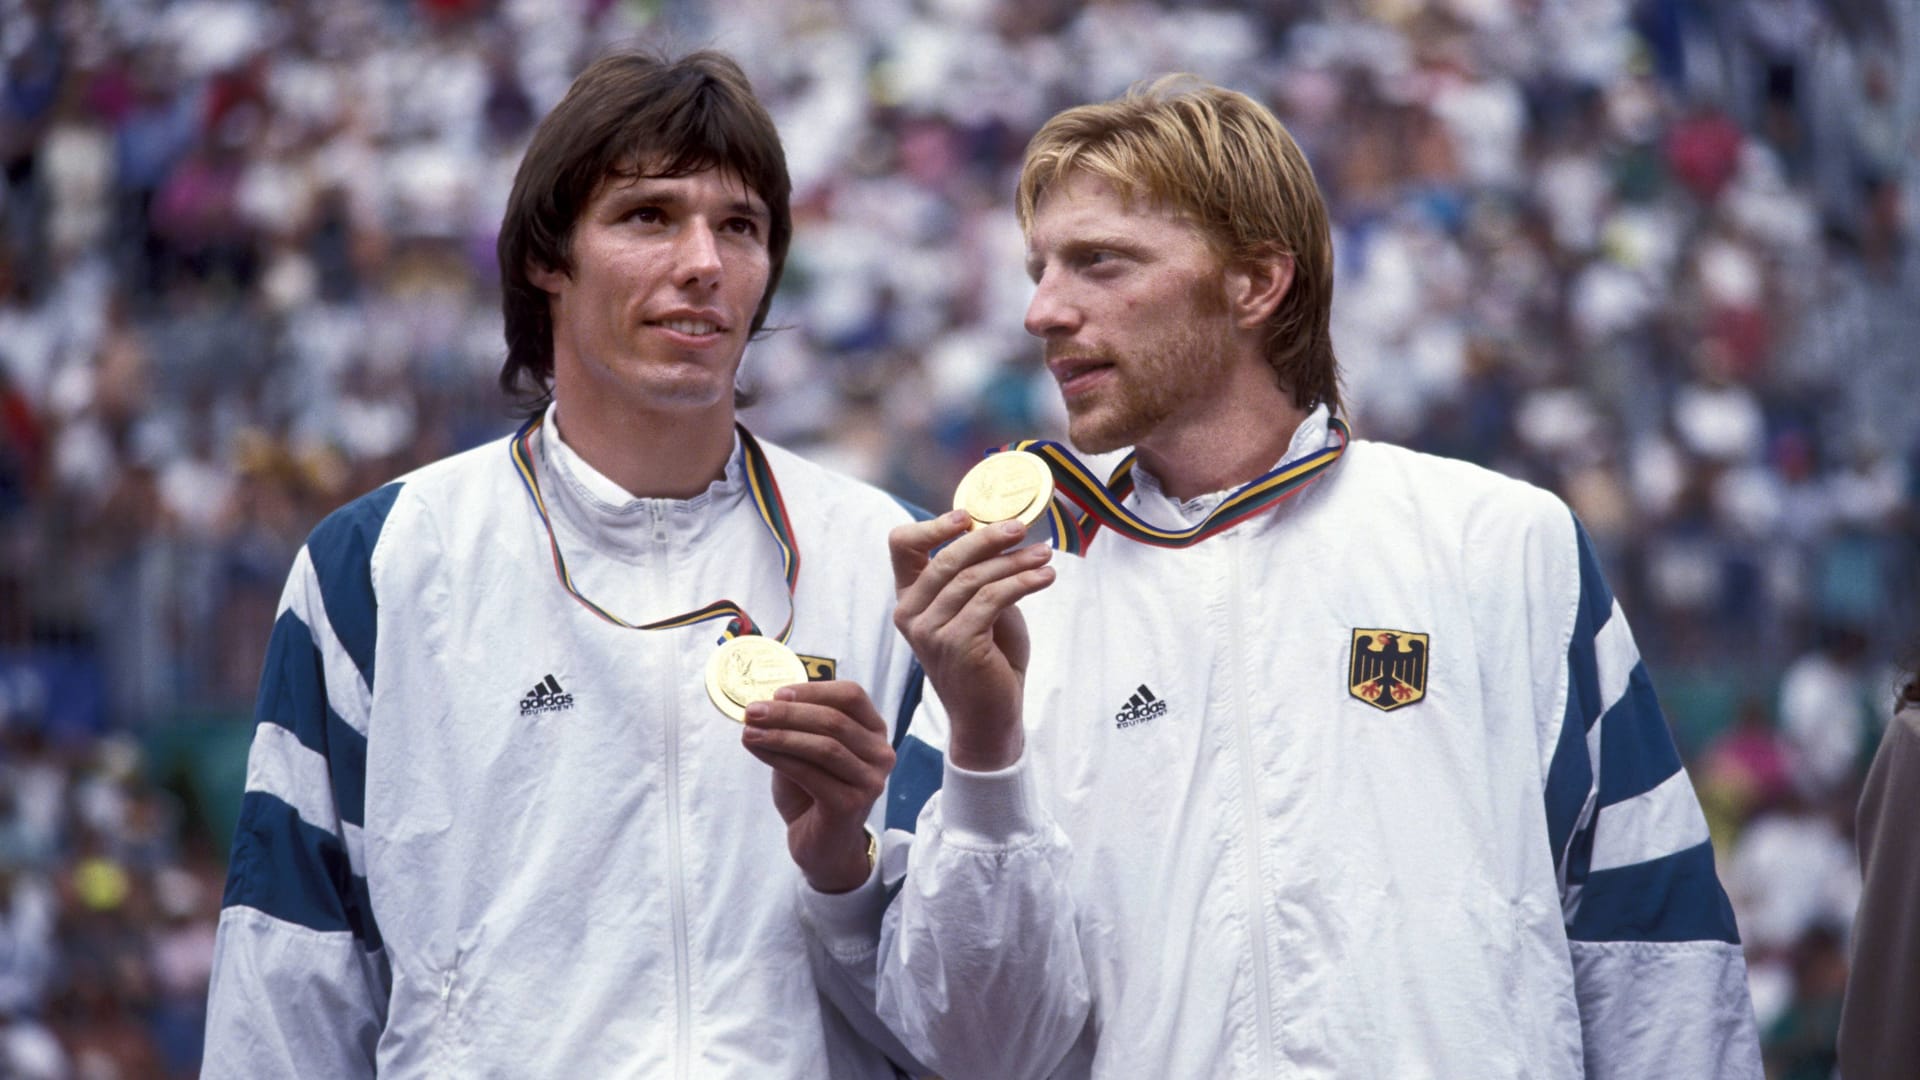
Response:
[1348,629,1429,712]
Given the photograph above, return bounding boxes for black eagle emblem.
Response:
[1348,629,1430,712]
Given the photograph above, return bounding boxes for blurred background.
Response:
[0,0,1914,1075]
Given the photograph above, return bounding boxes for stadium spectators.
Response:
[0,0,1913,1073]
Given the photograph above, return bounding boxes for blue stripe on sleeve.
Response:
[1544,517,1613,867]
[1567,839,1741,944]
[257,611,327,748]
[222,791,383,951]
[256,611,369,828]
[306,482,402,692]
[891,659,925,752]
[1571,519,1615,633]
[1543,710,1592,875]
[328,712,368,828]
[886,734,945,834]
[1595,662,1683,808]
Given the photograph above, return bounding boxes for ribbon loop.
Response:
[1003,417,1350,552]
[509,415,800,643]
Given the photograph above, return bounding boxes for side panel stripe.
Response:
[1592,600,1637,716]
[245,724,338,840]
[892,660,925,752]
[1588,769,1711,874]
[1544,706,1594,883]
[306,482,402,692]
[223,791,383,951]
[1568,840,1740,944]
[256,609,331,754]
[255,610,369,827]
[297,546,375,738]
[328,709,369,829]
[1596,663,1684,807]
[1545,517,1611,867]
[342,822,366,879]
[1553,518,1739,946]
[886,734,945,834]
[1572,522,1616,637]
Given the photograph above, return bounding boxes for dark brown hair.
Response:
[496,49,792,404]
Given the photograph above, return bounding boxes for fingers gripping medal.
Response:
[705,635,809,723]
[954,451,1055,531]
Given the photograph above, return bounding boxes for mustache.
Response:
[1044,343,1120,366]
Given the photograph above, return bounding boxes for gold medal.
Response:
[705,635,809,722]
[954,451,1054,529]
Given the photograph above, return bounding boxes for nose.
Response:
[676,221,724,289]
[1023,272,1080,339]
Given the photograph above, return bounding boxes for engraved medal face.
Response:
[954,451,1054,529]
[705,636,809,722]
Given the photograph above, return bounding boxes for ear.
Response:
[527,258,567,293]
[1224,250,1294,330]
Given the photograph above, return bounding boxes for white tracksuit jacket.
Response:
[205,410,921,1078]
[809,408,1762,1079]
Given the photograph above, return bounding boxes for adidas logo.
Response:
[1114,684,1168,728]
[519,674,575,717]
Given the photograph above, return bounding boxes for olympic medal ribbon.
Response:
[508,413,801,643]
[1000,416,1350,552]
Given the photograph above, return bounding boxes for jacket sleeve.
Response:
[204,487,400,1078]
[797,660,932,1077]
[872,688,1092,1080]
[1540,516,1762,1080]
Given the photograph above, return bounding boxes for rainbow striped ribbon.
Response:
[509,414,799,642]
[1002,417,1350,553]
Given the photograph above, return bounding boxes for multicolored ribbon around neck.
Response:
[509,414,799,642]
[1001,416,1351,554]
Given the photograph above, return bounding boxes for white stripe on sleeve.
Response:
[1593,599,1638,715]
[284,546,374,738]
[1587,768,1711,874]
[246,722,342,838]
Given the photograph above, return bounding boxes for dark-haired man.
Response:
[840,77,1762,1078]
[205,50,919,1077]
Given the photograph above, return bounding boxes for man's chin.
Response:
[617,369,737,413]
[1066,417,1133,457]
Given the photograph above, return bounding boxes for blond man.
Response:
[803,77,1762,1079]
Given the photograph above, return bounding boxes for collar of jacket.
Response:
[536,401,752,557]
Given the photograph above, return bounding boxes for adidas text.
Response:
[520,674,575,717]
[1114,684,1168,728]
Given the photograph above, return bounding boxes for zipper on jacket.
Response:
[1227,538,1280,1074]
[656,502,692,1080]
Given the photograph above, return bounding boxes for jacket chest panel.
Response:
[360,562,799,920]
[1025,532,1542,893]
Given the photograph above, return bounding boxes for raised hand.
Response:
[888,510,1056,771]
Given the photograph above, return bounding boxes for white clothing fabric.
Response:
[205,411,918,1078]
[814,409,1762,1080]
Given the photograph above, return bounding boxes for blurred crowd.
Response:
[0,0,1914,1075]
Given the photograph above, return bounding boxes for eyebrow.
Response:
[1026,234,1147,281]
[605,181,769,222]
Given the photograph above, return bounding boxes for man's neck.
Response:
[1135,376,1310,503]
[550,389,737,501]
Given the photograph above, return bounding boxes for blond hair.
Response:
[1016,76,1339,414]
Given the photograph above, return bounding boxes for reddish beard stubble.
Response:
[1051,271,1240,455]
